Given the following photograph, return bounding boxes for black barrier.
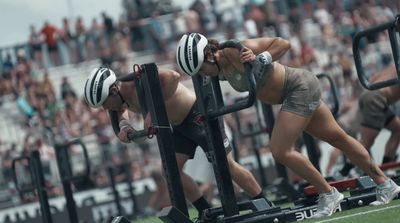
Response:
[11,151,53,223]
[120,146,141,219]
[232,101,280,189]
[192,40,270,219]
[109,63,190,223]
[12,156,33,194]
[317,73,339,118]
[105,156,141,220]
[125,63,190,220]
[137,64,190,220]
[208,40,257,119]
[107,166,124,217]
[54,138,91,223]
[353,14,400,90]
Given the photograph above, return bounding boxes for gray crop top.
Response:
[224,64,273,92]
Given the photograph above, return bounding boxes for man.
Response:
[83,66,270,217]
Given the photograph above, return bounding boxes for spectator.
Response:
[64,93,83,137]
[41,71,56,98]
[184,10,202,33]
[243,13,259,39]
[299,39,316,67]
[75,16,87,63]
[59,17,74,64]
[1,143,18,184]
[93,110,114,163]
[247,3,266,37]
[101,11,115,46]
[28,25,44,68]
[41,21,60,67]
[313,0,332,26]
[288,4,302,34]
[60,76,76,100]
[171,11,187,41]
[127,11,145,51]
[189,0,208,33]
[2,53,14,74]
[86,18,103,60]
[147,11,168,61]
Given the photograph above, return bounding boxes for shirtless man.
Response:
[83,67,270,217]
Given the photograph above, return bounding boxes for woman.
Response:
[176,33,400,218]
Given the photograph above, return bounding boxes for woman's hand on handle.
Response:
[240,47,256,63]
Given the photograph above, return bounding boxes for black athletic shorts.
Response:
[172,102,232,161]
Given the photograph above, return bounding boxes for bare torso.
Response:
[119,76,196,125]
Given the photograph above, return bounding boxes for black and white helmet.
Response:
[84,67,116,108]
[176,33,208,76]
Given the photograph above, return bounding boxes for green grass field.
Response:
[132,199,400,223]
[302,199,400,223]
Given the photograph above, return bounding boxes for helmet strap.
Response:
[117,90,130,108]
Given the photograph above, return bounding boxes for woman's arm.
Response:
[242,37,291,61]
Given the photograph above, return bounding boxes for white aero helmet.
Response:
[84,67,116,108]
[176,33,208,76]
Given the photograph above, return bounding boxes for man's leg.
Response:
[176,153,211,216]
[226,153,262,197]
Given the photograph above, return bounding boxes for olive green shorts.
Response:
[359,91,395,130]
[280,66,321,117]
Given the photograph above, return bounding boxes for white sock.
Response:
[378,179,391,188]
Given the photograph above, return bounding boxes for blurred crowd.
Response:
[0,0,399,212]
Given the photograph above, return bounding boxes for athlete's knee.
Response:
[270,146,291,162]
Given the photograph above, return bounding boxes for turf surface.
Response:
[131,199,400,223]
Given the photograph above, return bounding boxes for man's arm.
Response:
[109,109,128,135]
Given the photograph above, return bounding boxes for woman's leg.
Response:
[269,109,332,194]
[227,153,262,197]
[306,102,387,184]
